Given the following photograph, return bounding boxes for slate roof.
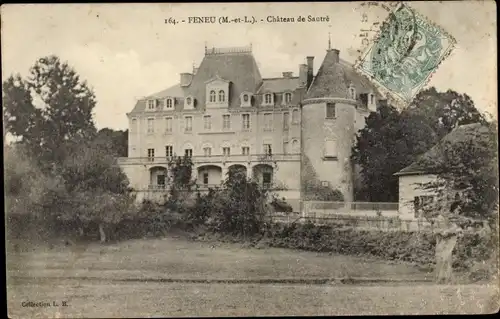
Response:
[395,123,489,176]
[130,84,184,113]
[305,49,381,100]
[129,46,382,114]
[258,77,299,93]
[184,50,262,109]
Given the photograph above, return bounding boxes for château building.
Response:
[118,43,383,211]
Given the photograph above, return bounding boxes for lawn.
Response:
[7,236,433,282]
[7,236,499,317]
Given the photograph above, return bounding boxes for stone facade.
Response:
[119,44,382,210]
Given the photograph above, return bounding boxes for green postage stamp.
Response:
[356,3,456,104]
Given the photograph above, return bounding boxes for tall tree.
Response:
[407,87,487,138]
[352,87,488,202]
[352,103,438,202]
[2,55,97,166]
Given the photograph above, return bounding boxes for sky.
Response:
[1,2,497,130]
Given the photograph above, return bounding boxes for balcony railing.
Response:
[117,153,301,165]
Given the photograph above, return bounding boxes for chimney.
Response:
[193,67,199,75]
[282,71,293,78]
[306,56,314,88]
[180,73,193,87]
[299,64,308,87]
[331,49,340,63]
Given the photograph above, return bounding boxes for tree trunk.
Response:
[99,223,106,243]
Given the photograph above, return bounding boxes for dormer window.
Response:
[263,93,274,106]
[209,90,216,103]
[165,98,174,109]
[265,93,273,104]
[205,76,229,108]
[240,92,253,107]
[218,90,226,102]
[147,99,156,110]
[184,96,194,109]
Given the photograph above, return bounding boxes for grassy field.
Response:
[7,236,499,317]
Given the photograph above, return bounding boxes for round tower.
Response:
[300,48,358,203]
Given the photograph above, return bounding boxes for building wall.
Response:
[128,107,301,159]
[301,99,358,202]
[398,174,438,219]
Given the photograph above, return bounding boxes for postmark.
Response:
[355,3,456,105]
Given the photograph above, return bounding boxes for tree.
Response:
[407,87,487,139]
[419,123,498,221]
[2,55,97,167]
[94,128,128,157]
[353,88,487,202]
[56,139,134,242]
[352,103,438,201]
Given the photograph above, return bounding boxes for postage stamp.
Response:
[355,3,456,104]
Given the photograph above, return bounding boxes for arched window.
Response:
[209,90,216,103]
[349,88,356,99]
[265,93,273,105]
[284,92,292,103]
[218,90,225,102]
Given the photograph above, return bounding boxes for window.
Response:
[223,114,231,130]
[147,100,156,110]
[147,148,155,161]
[186,97,192,105]
[242,114,250,130]
[203,115,211,130]
[283,112,289,130]
[414,196,434,218]
[203,172,209,185]
[324,139,337,158]
[184,148,193,158]
[203,147,212,156]
[131,118,137,131]
[165,145,173,157]
[326,103,336,119]
[166,98,173,109]
[165,117,173,133]
[264,144,272,156]
[242,146,250,155]
[185,116,192,132]
[263,172,272,188]
[147,118,155,133]
[263,113,273,131]
[292,109,299,124]
[370,94,375,105]
[209,90,216,103]
[284,92,292,104]
[264,93,273,105]
[283,141,289,154]
[218,90,225,102]
[223,147,231,157]
[157,174,165,187]
[241,93,252,107]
